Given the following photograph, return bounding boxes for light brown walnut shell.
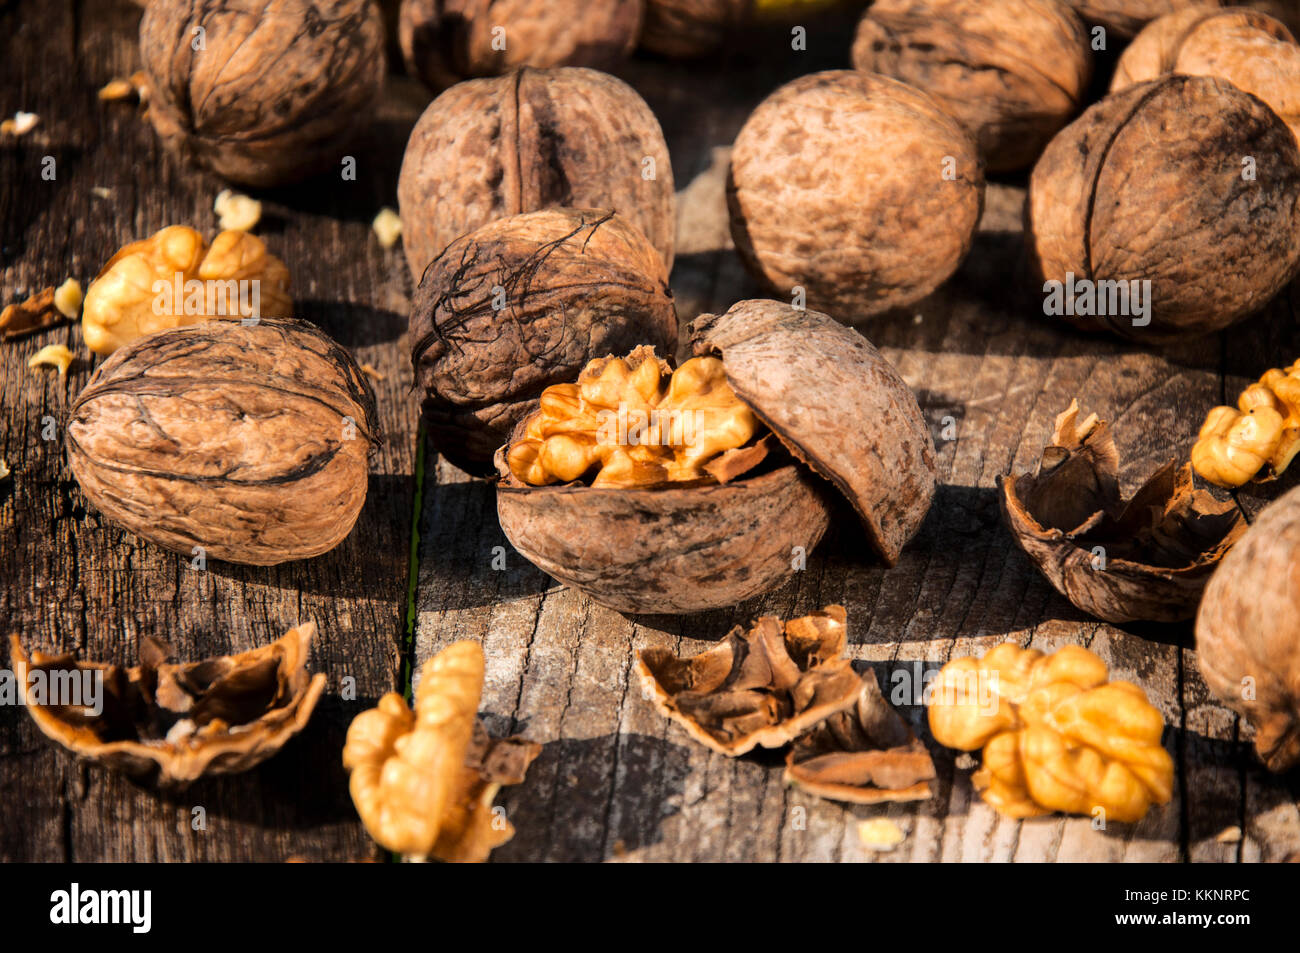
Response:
[10,623,325,787]
[727,70,984,322]
[68,317,380,566]
[139,0,387,187]
[1064,0,1220,38]
[399,0,642,89]
[852,0,1092,172]
[1028,74,1300,340]
[397,67,674,279]
[1197,484,1300,772]
[410,208,677,475]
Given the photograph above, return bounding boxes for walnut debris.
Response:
[9,623,326,786]
[98,79,134,101]
[1,287,68,341]
[214,190,262,232]
[372,207,402,248]
[53,279,83,318]
[343,641,540,862]
[1000,400,1246,622]
[1193,360,1300,486]
[783,671,936,804]
[857,818,905,851]
[28,344,74,377]
[359,363,386,381]
[1,111,37,136]
[0,459,9,481]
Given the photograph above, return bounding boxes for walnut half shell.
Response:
[9,623,325,787]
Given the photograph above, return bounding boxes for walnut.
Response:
[397,67,674,279]
[929,643,1175,822]
[53,278,83,318]
[398,0,641,90]
[410,208,677,474]
[1064,0,1219,38]
[1028,75,1300,340]
[851,0,1092,172]
[28,344,75,377]
[1193,360,1300,486]
[495,299,936,614]
[1197,484,1300,772]
[9,623,326,787]
[506,347,765,488]
[1000,401,1246,622]
[68,316,380,566]
[81,225,291,355]
[139,0,386,186]
[213,189,262,232]
[727,70,984,322]
[343,641,540,862]
[1111,7,1300,142]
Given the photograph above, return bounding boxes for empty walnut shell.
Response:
[851,0,1092,172]
[10,623,326,787]
[728,70,984,322]
[1064,0,1217,38]
[68,316,381,566]
[397,67,675,279]
[139,0,387,187]
[1197,485,1300,773]
[1028,74,1300,341]
[1000,401,1247,623]
[1111,7,1300,142]
[411,208,677,475]
[495,300,936,614]
[399,0,642,90]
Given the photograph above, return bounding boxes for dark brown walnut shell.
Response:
[139,0,387,187]
[636,606,860,755]
[68,316,380,566]
[1000,401,1246,623]
[397,67,674,280]
[851,0,1092,173]
[1029,75,1300,341]
[783,672,936,804]
[728,71,984,322]
[399,0,642,90]
[640,0,747,56]
[1111,7,1300,142]
[1197,485,1300,772]
[10,623,326,787]
[411,208,677,475]
[1064,0,1219,38]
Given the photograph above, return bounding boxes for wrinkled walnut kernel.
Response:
[1193,360,1300,487]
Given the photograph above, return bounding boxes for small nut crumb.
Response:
[0,459,9,481]
[372,207,402,248]
[857,818,905,851]
[1216,825,1243,844]
[53,279,83,319]
[91,186,112,199]
[214,189,262,231]
[1,111,38,136]
[97,79,135,101]
[359,362,385,381]
[28,343,75,377]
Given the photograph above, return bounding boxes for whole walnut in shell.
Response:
[410,208,677,475]
[68,317,380,566]
[495,299,937,615]
[851,0,1093,172]
[399,0,642,89]
[727,71,984,323]
[397,66,674,279]
[1028,75,1300,340]
[1064,0,1219,38]
[1111,7,1300,142]
[1196,484,1300,773]
[139,0,386,186]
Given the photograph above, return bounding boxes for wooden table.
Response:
[3,0,1298,862]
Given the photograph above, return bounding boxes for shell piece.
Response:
[397,67,675,279]
[399,0,642,90]
[496,462,831,614]
[690,299,937,566]
[851,0,1093,172]
[411,208,677,474]
[1,286,66,341]
[1064,0,1219,38]
[1110,7,1300,143]
[783,672,936,804]
[9,623,326,787]
[139,0,387,186]
[68,316,380,566]
[1028,74,1300,340]
[929,642,1174,822]
[343,641,541,862]
[1196,484,1300,773]
[640,0,747,56]
[635,606,861,755]
[999,400,1246,623]
[727,70,984,322]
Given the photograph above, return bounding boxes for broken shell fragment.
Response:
[343,641,540,862]
[9,623,326,787]
[999,400,1246,622]
[1,287,67,341]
